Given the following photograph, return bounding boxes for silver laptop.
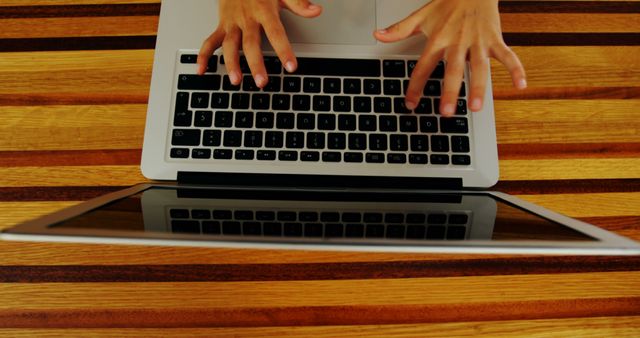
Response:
[140,0,499,188]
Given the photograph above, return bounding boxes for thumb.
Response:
[281,0,323,18]
[374,12,421,43]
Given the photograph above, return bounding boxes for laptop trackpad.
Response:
[280,0,377,45]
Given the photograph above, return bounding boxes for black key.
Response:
[383,60,406,78]
[295,57,381,77]
[214,149,233,159]
[191,92,209,108]
[407,60,417,76]
[424,80,441,96]
[394,97,412,114]
[406,225,426,239]
[369,134,388,150]
[170,209,190,219]
[257,150,276,161]
[175,91,189,110]
[322,152,341,162]
[431,61,445,79]
[264,56,282,74]
[172,129,201,146]
[286,132,304,148]
[342,212,360,223]
[279,150,298,161]
[410,135,429,151]
[383,80,402,95]
[174,110,192,127]
[222,221,241,235]
[306,132,325,149]
[256,211,276,221]
[428,213,447,224]
[427,225,446,239]
[447,226,467,240]
[207,56,219,72]
[244,131,263,148]
[323,78,341,93]
[449,213,469,224]
[363,79,382,95]
[415,98,432,114]
[430,154,450,165]
[231,93,250,109]
[407,213,426,224]
[305,223,323,237]
[193,110,212,127]
[434,99,441,115]
[366,152,385,163]
[303,77,321,93]
[385,213,404,224]
[344,152,364,163]
[211,93,230,109]
[321,212,340,222]
[272,94,290,110]
[333,96,351,112]
[265,131,284,148]
[409,154,428,164]
[235,149,254,160]
[431,135,449,152]
[348,133,366,150]
[363,213,383,223]
[374,97,392,113]
[420,116,438,133]
[222,75,241,91]
[338,115,357,131]
[297,113,316,130]
[399,116,418,132]
[263,222,282,236]
[452,136,470,153]
[345,224,365,238]
[292,95,311,111]
[353,97,372,113]
[278,211,295,220]
[276,113,295,129]
[441,117,468,134]
[192,148,211,159]
[359,115,377,131]
[327,133,346,150]
[313,95,331,112]
[256,112,274,129]
[387,153,407,164]
[318,114,336,130]
[243,222,261,235]
[344,79,361,94]
[366,224,385,238]
[301,151,320,162]
[178,74,221,90]
[284,223,303,237]
[299,212,318,222]
[172,220,200,234]
[456,99,468,115]
[251,94,270,110]
[203,130,221,147]
[170,148,189,159]
[390,134,408,151]
[235,111,254,128]
[223,130,242,147]
[325,223,344,237]
[192,209,212,219]
[263,76,281,92]
[283,77,301,92]
[214,111,233,128]
[386,225,405,238]
[379,115,398,132]
[242,75,260,92]
[180,54,197,64]
[452,155,471,165]
[459,84,466,97]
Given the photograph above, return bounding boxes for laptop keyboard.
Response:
[170,52,472,166]
[169,207,470,240]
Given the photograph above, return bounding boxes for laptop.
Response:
[2,0,639,255]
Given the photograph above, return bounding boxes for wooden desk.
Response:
[1,1,639,336]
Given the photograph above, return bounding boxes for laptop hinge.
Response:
[177,172,463,190]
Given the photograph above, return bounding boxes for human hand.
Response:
[374,0,526,116]
[197,0,322,88]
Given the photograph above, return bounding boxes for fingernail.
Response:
[405,100,417,110]
[255,74,267,88]
[285,61,296,73]
[229,71,240,85]
[443,103,455,116]
[471,98,482,111]
[517,78,527,89]
[377,29,388,34]
[308,4,320,10]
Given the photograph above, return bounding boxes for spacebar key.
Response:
[295,58,381,77]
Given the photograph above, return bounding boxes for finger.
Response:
[405,42,443,110]
[260,13,297,73]
[469,47,489,112]
[440,46,466,117]
[491,43,527,89]
[242,22,268,88]
[374,11,421,43]
[222,28,242,85]
[197,28,225,75]
[281,0,323,18]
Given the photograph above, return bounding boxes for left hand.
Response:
[374,0,527,116]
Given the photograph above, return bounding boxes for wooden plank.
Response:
[0,0,159,5]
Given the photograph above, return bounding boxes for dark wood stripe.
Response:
[1,298,638,328]
[0,4,161,19]
[503,33,640,46]
[499,1,640,13]
[0,93,149,106]
[498,143,640,160]
[494,87,640,100]
[1,256,638,283]
[0,150,141,167]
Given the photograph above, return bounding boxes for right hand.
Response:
[197,0,323,88]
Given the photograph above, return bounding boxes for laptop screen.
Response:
[47,186,597,245]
